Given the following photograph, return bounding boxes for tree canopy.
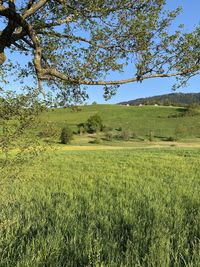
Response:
[0,0,200,99]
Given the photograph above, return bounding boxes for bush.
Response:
[86,114,103,133]
[60,126,73,144]
[116,126,122,131]
[104,131,113,141]
[77,123,87,135]
[168,105,199,118]
[185,104,199,116]
[78,126,85,135]
[92,131,102,144]
[39,122,58,138]
[132,132,137,139]
[165,136,177,142]
[102,125,113,132]
[121,130,131,141]
[148,130,154,142]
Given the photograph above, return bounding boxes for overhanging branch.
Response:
[40,68,191,86]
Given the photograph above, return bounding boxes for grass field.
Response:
[1,104,200,266]
[1,148,200,266]
[38,105,200,140]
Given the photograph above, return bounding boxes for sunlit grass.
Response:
[1,148,200,266]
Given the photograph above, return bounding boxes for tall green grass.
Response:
[1,149,200,266]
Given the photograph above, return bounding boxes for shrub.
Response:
[116,126,122,131]
[185,104,199,116]
[86,114,103,133]
[132,132,137,139]
[39,122,58,138]
[168,114,183,118]
[93,131,102,144]
[60,126,73,144]
[148,130,154,142]
[121,130,131,141]
[102,125,113,132]
[77,123,87,135]
[104,131,113,141]
[78,126,85,135]
[165,136,177,142]
[168,105,199,118]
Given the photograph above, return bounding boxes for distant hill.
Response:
[118,93,200,106]
[35,104,200,140]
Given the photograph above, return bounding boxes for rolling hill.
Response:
[118,93,200,106]
[37,104,200,141]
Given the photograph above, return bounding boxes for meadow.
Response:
[1,148,200,266]
[1,105,200,266]
[37,105,200,143]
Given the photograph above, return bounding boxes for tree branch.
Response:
[22,0,48,19]
[40,68,190,86]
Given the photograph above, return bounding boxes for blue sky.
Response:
[87,0,200,104]
[1,0,200,103]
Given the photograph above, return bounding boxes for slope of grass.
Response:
[1,148,200,266]
[38,105,200,139]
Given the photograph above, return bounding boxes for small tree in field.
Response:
[86,114,103,133]
[60,126,73,144]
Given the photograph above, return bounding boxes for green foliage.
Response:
[120,129,132,141]
[77,123,87,135]
[0,89,46,157]
[0,89,48,190]
[39,122,58,138]
[78,126,85,136]
[104,131,113,141]
[185,104,199,117]
[148,130,154,142]
[165,136,177,142]
[93,133,102,144]
[60,126,73,144]
[102,125,113,132]
[1,1,199,98]
[86,114,103,133]
[1,149,200,266]
[168,104,199,118]
[116,126,123,131]
[102,126,113,141]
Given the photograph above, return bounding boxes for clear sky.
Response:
[1,0,200,104]
[87,0,200,104]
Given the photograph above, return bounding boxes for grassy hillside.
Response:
[1,148,200,266]
[119,92,200,106]
[37,104,200,141]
